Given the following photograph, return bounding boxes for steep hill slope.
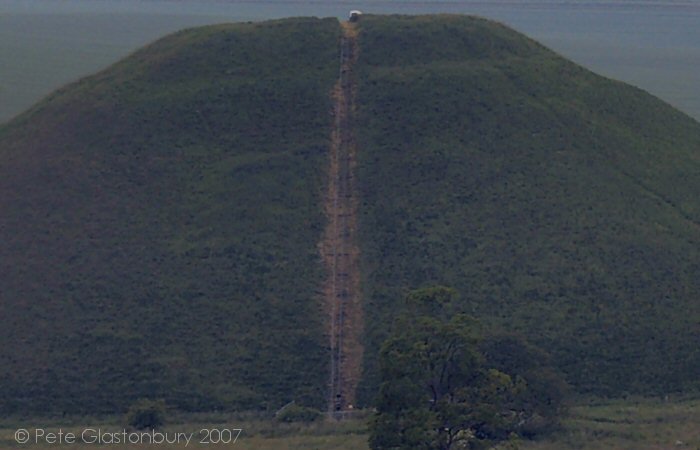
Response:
[354,15,700,403]
[2,14,700,416]
[0,18,339,414]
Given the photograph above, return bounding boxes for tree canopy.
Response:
[369,287,567,450]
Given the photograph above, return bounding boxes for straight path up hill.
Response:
[2,15,700,416]
[322,21,363,415]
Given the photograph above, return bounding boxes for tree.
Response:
[479,333,569,437]
[369,287,567,450]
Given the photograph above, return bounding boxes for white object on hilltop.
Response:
[349,10,363,22]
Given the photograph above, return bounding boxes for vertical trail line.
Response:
[321,20,362,418]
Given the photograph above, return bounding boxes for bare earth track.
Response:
[320,21,362,416]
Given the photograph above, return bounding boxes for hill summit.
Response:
[1,15,700,415]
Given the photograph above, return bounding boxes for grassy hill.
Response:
[353,15,700,404]
[0,17,339,414]
[2,14,700,416]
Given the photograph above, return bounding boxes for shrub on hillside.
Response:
[275,404,322,423]
[125,399,166,430]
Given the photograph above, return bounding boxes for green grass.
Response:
[3,14,700,417]
[0,415,369,449]
[0,17,340,414]
[521,397,700,450]
[352,14,700,404]
[0,398,697,449]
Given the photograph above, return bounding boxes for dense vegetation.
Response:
[354,15,700,404]
[0,17,339,414]
[2,14,700,416]
[369,287,566,450]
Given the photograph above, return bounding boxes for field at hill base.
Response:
[0,397,697,449]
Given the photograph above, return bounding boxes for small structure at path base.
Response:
[349,10,363,22]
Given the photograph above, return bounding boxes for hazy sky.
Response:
[1,0,699,122]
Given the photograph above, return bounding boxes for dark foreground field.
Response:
[1,398,698,449]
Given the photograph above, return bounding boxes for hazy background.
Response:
[1,0,699,123]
